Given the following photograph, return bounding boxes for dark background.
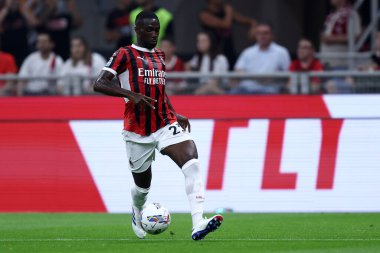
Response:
[75,0,372,58]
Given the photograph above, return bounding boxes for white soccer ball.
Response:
[141,203,171,235]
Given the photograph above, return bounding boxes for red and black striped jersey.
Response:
[103,44,177,136]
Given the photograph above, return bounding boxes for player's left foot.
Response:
[191,215,223,241]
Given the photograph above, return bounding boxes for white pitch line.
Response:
[0,238,379,242]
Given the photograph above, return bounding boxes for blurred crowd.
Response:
[0,0,379,96]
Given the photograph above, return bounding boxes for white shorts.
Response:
[122,122,192,173]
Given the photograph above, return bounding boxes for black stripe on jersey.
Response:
[153,50,170,126]
[154,86,161,129]
[162,94,170,125]
[125,47,140,124]
[147,53,162,130]
[137,51,151,135]
[161,81,170,126]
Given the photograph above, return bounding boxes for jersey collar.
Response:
[131,44,155,53]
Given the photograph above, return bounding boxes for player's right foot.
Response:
[131,206,146,239]
[191,215,223,241]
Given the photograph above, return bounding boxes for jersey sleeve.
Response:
[102,48,129,76]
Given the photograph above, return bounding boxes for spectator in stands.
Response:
[58,36,106,96]
[105,0,137,49]
[33,0,82,60]
[130,0,173,47]
[289,38,324,93]
[0,0,38,67]
[0,40,18,95]
[350,32,380,93]
[231,22,290,94]
[159,37,186,95]
[320,0,361,69]
[199,0,256,68]
[187,31,229,95]
[18,33,63,96]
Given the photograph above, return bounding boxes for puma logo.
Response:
[137,56,148,64]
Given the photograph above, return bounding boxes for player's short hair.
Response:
[135,10,159,26]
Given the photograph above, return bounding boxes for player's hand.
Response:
[129,92,156,110]
[176,113,191,133]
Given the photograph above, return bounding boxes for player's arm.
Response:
[165,94,191,132]
[94,70,156,109]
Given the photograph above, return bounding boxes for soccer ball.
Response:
[141,203,171,235]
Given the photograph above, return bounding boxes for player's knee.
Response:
[182,151,198,165]
[180,143,198,165]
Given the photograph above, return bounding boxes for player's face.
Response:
[297,40,314,61]
[136,18,160,49]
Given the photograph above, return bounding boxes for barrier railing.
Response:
[1,71,380,95]
[315,52,372,70]
[304,71,380,94]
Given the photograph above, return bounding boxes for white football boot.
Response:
[191,215,223,240]
[131,206,146,239]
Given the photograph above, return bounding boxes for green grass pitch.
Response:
[0,213,379,253]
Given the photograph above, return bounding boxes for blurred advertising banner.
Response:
[0,95,379,212]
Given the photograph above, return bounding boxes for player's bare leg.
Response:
[130,167,152,239]
[161,140,223,240]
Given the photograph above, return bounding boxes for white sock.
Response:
[182,159,205,228]
[131,185,149,211]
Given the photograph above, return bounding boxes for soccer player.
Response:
[93,11,223,240]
